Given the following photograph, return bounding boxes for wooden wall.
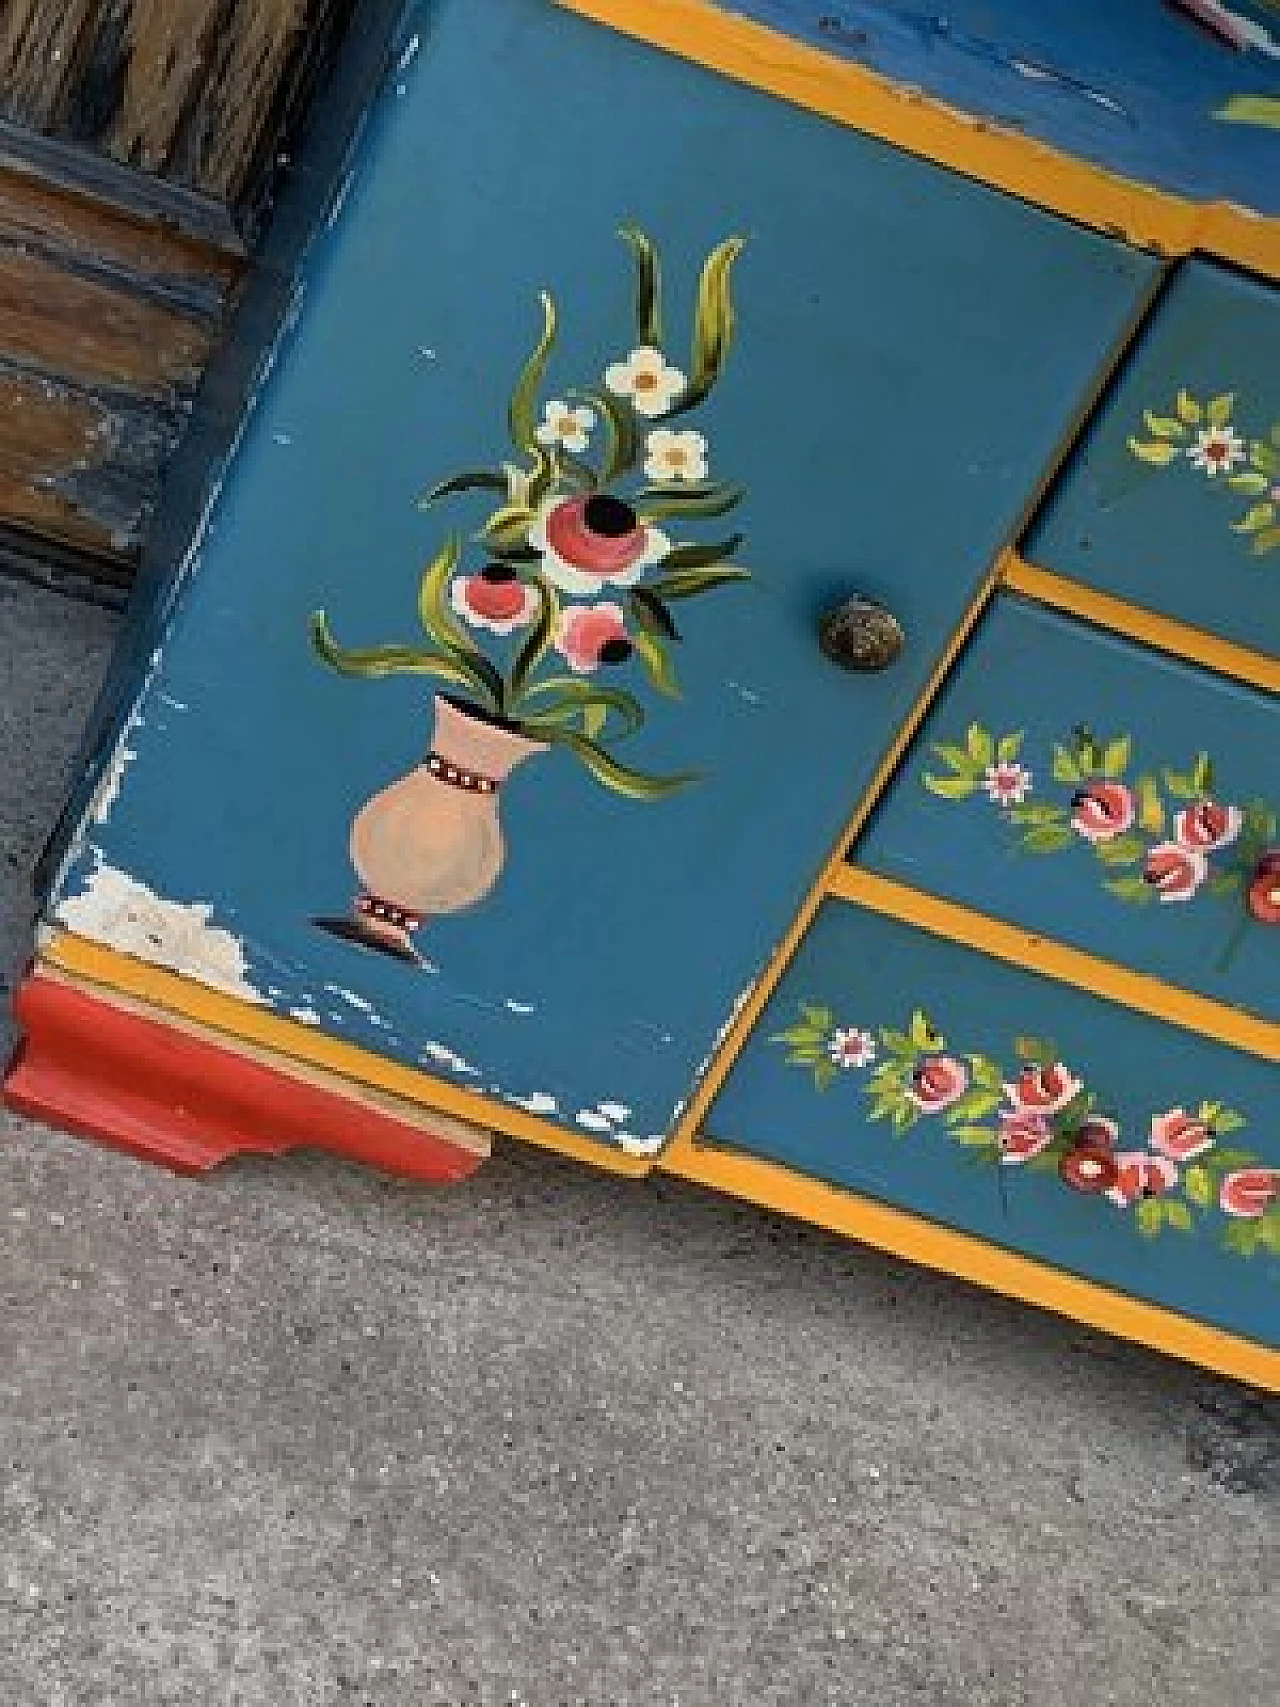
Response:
[0,0,359,592]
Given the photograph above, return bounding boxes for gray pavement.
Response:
[1,576,1277,1706]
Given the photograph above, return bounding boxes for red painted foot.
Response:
[4,971,488,1184]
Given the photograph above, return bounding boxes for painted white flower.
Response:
[644,427,709,484]
[535,399,595,454]
[982,761,1033,807]
[604,345,686,418]
[529,494,670,596]
[828,1027,877,1070]
[1187,425,1245,477]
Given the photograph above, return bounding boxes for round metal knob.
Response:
[818,595,904,672]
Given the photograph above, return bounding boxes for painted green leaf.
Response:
[539,725,696,800]
[966,723,994,766]
[666,235,746,417]
[1184,1166,1213,1209]
[1215,1111,1247,1137]
[951,1126,999,1147]
[1136,774,1164,834]
[924,774,979,800]
[1127,438,1179,467]
[573,386,638,486]
[969,1056,1002,1091]
[414,535,506,708]
[1164,1201,1194,1233]
[1207,393,1235,430]
[1102,736,1131,778]
[508,581,560,702]
[1093,833,1145,867]
[1142,412,1185,441]
[633,631,681,699]
[419,469,508,506]
[1015,1035,1047,1062]
[800,1004,835,1029]
[996,730,1025,763]
[771,1025,823,1048]
[660,535,745,570]
[1052,745,1082,784]
[645,565,752,600]
[1233,501,1277,535]
[909,1009,943,1049]
[1007,803,1067,826]
[1251,439,1279,475]
[881,1028,916,1059]
[1135,1198,1164,1238]
[309,612,493,697]
[520,675,645,739]
[628,588,680,642]
[1176,389,1202,426]
[1207,872,1243,896]
[581,703,607,740]
[1227,472,1270,498]
[1214,94,1280,130]
[618,222,663,347]
[1104,875,1153,903]
[1252,525,1280,555]
[930,742,981,776]
[1022,826,1073,853]
[946,1089,1001,1123]
[478,504,537,553]
[637,483,746,522]
[508,290,557,452]
[1162,768,1195,800]
[1191,751,1214,794]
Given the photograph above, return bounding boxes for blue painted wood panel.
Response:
[856,596,1280,1024]
[45,0,1155,1157]
[719,0,1280,215]
[706,902,1280,1353]
[1027,258,1280,654]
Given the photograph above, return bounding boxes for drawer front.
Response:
[44,0,1156,1156]
[855,595,1279,1031]
[1026,258,1280,660]
[703,902,1280,1355]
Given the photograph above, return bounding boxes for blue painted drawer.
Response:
[855,595,1279,1030]
[1027,258,1280,658]
[38,0,1156,1157]
[703,902,1280,1355]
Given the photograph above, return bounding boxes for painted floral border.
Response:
[1127,387,1280,559]
[923,723,1279,966]
[771,1003,1280,1260]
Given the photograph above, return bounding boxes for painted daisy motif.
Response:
[828,1027,876,1070]
[450,567,539,634]
[605,345,686,418]
[530,494,670,596]
[644,428,709,484]
[982,761,1032,807]
[535,399,595,454]
[1187,424,1245,477]
[554,602,633,673]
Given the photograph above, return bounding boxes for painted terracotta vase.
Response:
[320,695,545,962]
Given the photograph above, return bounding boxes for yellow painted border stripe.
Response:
[559,0,1279,282]
[1005,558,1280,695]
[659,1139,1280,1392]
[38,931,653,1179]
[827,866,1280,1063]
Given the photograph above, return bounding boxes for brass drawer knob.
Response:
[818,595,904,672]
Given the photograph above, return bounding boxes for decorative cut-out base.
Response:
[4,971,488,1183]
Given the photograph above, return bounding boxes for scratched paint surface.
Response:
[722,0,1280,215]
[48,0,1155,1150]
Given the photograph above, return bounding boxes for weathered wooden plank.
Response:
[0,0,97,131]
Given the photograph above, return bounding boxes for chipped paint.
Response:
[55,861,264,1005]
[575,1109,614,1133]
[598,1101,631,1123]
[421,1040,479,1077]
[504,998,536,1015]
[506,1090,559,1116]
[288,1004,323,1026]
[615,1133,665,1158]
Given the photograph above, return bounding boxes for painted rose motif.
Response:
[531,494,671,596]
[450,567,539,634]
[1150,1107,1216,1162]
[535,399,595,453]
[1175,801,1243,851]
[644,428,709,484]
[771,1002,1270,1259]
[1071,781,1135,843]
[1127,386,1280,559]
[1247,850,1280,923]
[555,602,632,673]
[907,1055,968,1112]
[1143,840,1208,902]
[1004,1062,1082,1117]
[605,345,686,417]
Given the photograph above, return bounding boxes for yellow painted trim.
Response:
[827,866,1280,1064]
[559,0,1280,282]
[659,1140,1280,1392]
[38,931,654,1179]
[1005,557,1280,696]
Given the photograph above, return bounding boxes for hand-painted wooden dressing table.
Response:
[7,0,1279,1389]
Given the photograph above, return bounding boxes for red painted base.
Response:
[4,972,488,1185]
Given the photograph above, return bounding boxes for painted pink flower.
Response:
[1107,1152,1179,1209]
[1220,1168,1280,1219]
[554,602,633,674]
[1149,1107,1215,1162]
[1143,840,1207,903]
[1175,801,1243,852]
[982,762,1032,807]
[449,568,539,634]
[1003,1062,1083,1118]
[1074,1115,1119,1152]
[1059,1144,1118,1195]
[828,1027,876,1070]
[1070,781,1135,843]
[1247,850,1280,924]
[531,495,669,596]
[907,1055,968,1113]
[997,1110,1055,1165]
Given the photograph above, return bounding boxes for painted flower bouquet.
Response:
[311,225,751,801]
[1127,386,1280,559]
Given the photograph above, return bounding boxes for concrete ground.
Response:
[0,575,1277,1706]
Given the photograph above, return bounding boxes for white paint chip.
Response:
[422,1040,479,1077]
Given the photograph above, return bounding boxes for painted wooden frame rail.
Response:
[558,0,1280,283]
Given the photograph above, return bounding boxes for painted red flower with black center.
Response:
[1070,781,1135,843]
[450,565,539,634]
